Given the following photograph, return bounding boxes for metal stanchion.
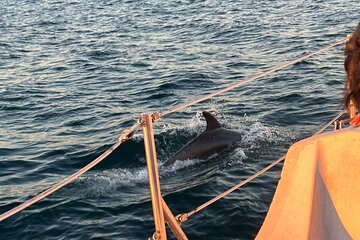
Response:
[162,198,188,240]
[141,113,188,240]
[142,113,167,240]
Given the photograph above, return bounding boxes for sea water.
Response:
[0,0,359,239]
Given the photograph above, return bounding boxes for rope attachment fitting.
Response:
[139,112,162,127]
[149,231,161,240]
[119,129,135,142]
[118,121,144,142]
[176,213,189,224]
[118,111,162,143]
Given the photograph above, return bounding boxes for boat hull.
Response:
[257,128,360,240]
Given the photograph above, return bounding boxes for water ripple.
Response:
[0,0,359,239]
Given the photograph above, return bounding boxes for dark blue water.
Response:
[0,0,359,239]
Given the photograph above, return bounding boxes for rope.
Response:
[0,122,141,222]
[161,38,347,117]
[176,110,345,223]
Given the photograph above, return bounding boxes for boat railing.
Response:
[0,36,354,240]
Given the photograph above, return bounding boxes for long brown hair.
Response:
[343,21,360,111]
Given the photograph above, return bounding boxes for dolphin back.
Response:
[163,112,242,166]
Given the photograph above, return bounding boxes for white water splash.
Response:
[160,111,205,136]
[70,158,201,197]
[161,159,200,173]
[75,112,282,194]
[241,122,281,148]
[230,148,248,163]
[69,168,149,197]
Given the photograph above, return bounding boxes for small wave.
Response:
[161,159,200,173]
[63,158,203,198]
[62,168,148,198]
[144,92,176,100]
[157,82,179,90]
[85,49,119,61]
[241,122,281,149]
[228,147,248,164]
[130,61,151,67]
[159,111,205,135]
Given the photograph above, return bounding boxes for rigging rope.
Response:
[176,110,345,223]
[161,38,347,117]
[0,37,347,223]
[0,122,141,222]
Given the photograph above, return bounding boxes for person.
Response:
[343,21,360,126]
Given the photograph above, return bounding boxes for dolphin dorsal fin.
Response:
[203,111,222,131]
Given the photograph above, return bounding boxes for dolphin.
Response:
[163,111,242,166]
